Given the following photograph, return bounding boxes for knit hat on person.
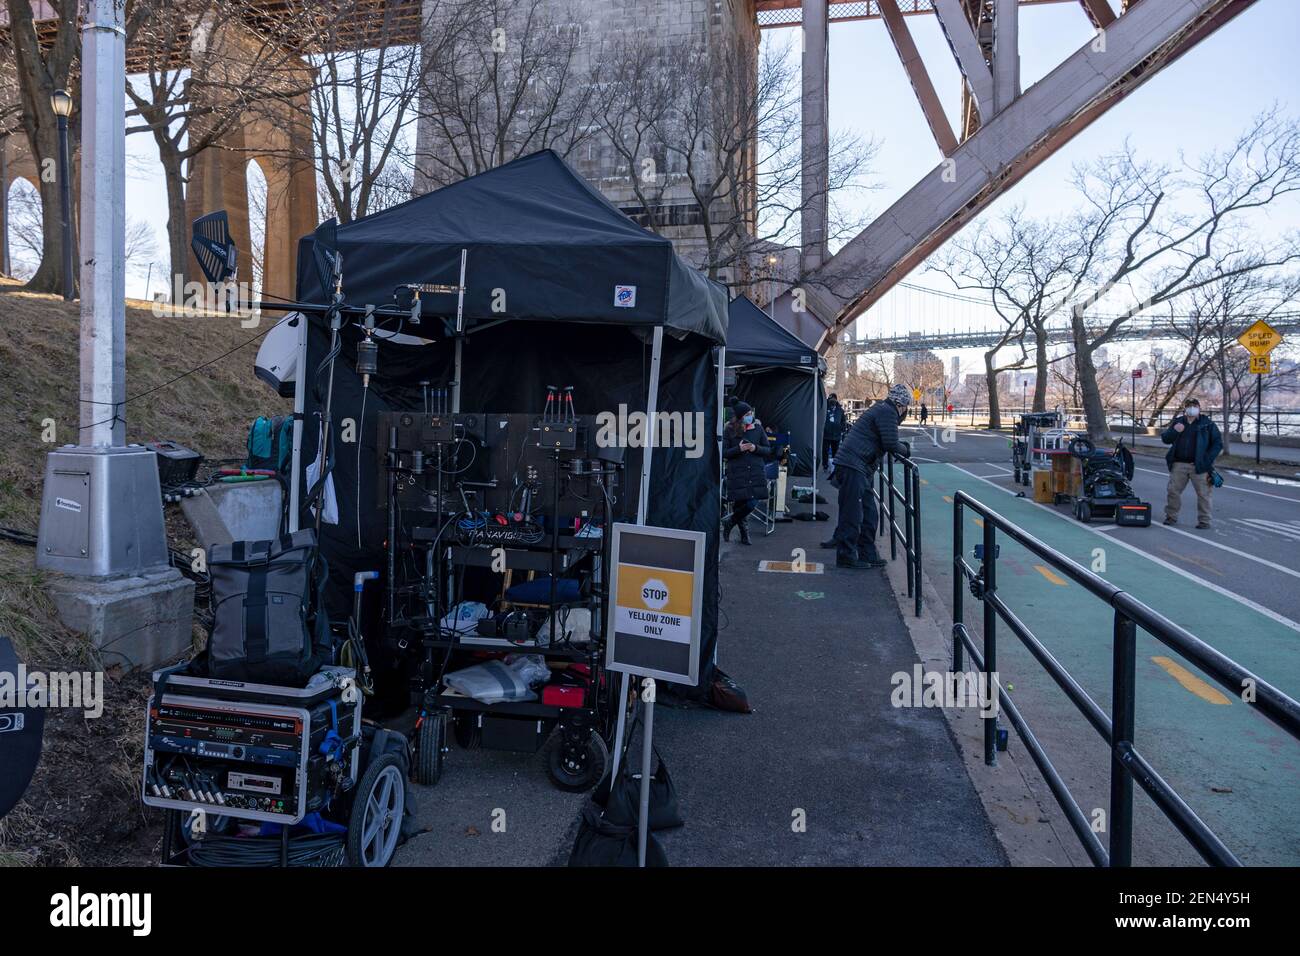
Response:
[732,401,753,417]
[888,383,912,407]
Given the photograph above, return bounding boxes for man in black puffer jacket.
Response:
[823,384,912,569]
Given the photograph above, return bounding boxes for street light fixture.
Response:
[51,88,74,301]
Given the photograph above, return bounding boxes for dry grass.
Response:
[0,279,288,865]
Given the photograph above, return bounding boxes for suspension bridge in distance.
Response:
[839,283,1300,353]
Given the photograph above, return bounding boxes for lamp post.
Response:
[51,88,74,301]
[767,253,777,318]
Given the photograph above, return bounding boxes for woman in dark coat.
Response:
[722,401,772,545]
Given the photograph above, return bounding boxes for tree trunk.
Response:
[1033,325,1048,411]
[160,148,188,290]
[984,351,1001,430]
[1077,346,1107,439]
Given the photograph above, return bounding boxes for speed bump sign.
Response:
[606,523,704,684]
[1238,319,1283,356]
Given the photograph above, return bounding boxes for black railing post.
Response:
[1109,610,1137,867]
[952,497,964,670]
[982,518,998,767]
[912,465,922,618]
[877,467,886,538]
[887,457,897,561]
[903,463,914,597]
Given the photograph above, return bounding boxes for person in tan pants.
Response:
[1160,398,1223,529]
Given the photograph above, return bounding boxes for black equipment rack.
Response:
[381,408,622,791]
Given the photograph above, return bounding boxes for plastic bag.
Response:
[443,654,550,704]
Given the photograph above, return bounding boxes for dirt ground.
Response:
[0,282,288,866]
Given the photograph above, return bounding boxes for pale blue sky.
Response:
[94,0,1297,316]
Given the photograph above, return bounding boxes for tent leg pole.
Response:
[637,326,663,526]
[287,311,309,532]
[811,368,819,516]
[609,671,631,782]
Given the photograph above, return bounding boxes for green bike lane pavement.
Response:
[911,462,1300,865]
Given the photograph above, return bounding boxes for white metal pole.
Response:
[288,313,309,531]
[79,0,127,448]
[612,324,665,785]
[811,368,820,511]
[636,325,664,525]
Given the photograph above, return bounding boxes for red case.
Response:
[542,685,586,708]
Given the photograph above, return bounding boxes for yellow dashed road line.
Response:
[1034,565,1068,586]
[1151,656,1232,705]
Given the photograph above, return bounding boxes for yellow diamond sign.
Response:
[1238,319,1283,356]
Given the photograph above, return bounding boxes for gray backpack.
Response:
[207,530,331,685]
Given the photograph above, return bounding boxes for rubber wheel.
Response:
[414,710,446,786]
[347,753,405,867]
[1013,466,1021,484]
[1077,501,1091,524]
[544,729,608,792]
[452,714,481,750]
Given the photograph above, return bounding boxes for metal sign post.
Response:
[606,522,704,866]
[1238,320,1283,467]
[1131,368,1142,447]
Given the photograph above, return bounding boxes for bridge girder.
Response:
[779,0,1263,354]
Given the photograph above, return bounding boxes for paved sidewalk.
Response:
[649,493,1006,866]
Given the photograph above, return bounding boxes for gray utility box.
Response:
[37,445,170,577]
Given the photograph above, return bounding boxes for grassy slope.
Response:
[0,280,288,864]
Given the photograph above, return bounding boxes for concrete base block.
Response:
[180,481,283,550]
[46,567,195,671]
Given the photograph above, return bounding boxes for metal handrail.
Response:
[951,489,1300,867]
[871,453,922,617]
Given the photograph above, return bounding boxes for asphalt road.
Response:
[901,421,1300,865]
[906,422,1300,625]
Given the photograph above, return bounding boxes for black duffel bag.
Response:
[567,806,668,867]
[592,748,684,831]
[206,530,330,685]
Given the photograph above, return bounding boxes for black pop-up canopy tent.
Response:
[725,295,826,479]
[285,149,728,690]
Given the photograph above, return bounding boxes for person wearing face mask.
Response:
[1161,397,1223,529]
[721,401,772,545]
[822,384,913,569]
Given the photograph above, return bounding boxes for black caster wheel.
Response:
[544,728,608,792]
[414,709,446,785]
[452,714,481,750]
[1077,501,1091,523]
[347,753,406,867]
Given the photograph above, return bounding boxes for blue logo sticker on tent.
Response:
[614,285,637,308]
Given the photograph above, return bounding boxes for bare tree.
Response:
[413,0,595,190]
[590,30,874,285]
[274,0,467,225]
[5,0,79,294]
[1061,113,1300,438]
[125,0,315,284]
[933,210,1082,420]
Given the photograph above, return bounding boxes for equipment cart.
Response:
[1011,411,1066,486]
[381,404,622,792]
